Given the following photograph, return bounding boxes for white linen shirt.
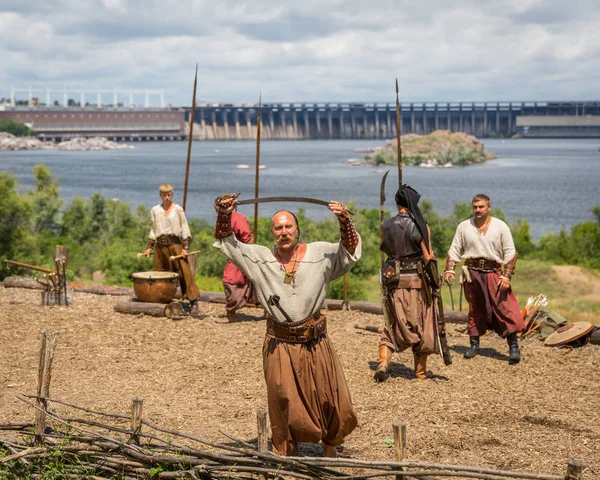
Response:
[149,204,192,240]
[447,217,516,265]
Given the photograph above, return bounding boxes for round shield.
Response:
[544,321,593,347]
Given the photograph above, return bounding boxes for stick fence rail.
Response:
[0,331,585,479]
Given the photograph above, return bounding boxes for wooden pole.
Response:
[34,331,47,445]
[395,79,403,187]
[253,95,262,244]
[35,331,59,445]
[393,422,406,479]
[256,409,268,453]
[130,398,144,446]
[55,245,69,306]
[566,460,584,480]
[183,64,198,212]
[257,408,268,479]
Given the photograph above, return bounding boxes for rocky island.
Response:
[0,133,134,151]
[363,130,496,168]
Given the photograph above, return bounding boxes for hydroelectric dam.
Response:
[2,100,600,140]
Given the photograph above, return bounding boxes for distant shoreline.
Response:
[0,133,134,151]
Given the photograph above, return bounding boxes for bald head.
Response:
[270,210,300,251]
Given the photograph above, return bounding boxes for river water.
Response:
[1,138,599,239]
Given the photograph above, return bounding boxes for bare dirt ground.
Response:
[1,286,599,478]
[553,265,600,302]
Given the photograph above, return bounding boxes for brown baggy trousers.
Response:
[379,275,438,355]
[464,269,525,337]
[262,333,358,456]
[153,243,200,301]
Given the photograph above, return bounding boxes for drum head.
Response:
[131,271,179,280]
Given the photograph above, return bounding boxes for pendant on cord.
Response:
[284,271,295,285]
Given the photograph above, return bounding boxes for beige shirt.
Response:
[447,217,516,265]
[214,235,362,324]
[149,203,192,240]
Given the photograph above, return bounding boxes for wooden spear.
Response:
[396,78,403,187]
[182,64,198,212]
[253,94,262,244]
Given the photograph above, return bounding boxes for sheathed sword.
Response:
[424,261,452,366]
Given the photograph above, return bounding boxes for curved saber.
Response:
[237,196,353,214]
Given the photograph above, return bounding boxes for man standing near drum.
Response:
[143,184,201,316]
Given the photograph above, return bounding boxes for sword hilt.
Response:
[267,294,293,323]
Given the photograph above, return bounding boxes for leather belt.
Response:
[465,257,501,272]
[266,312,326,344]
[397,256,421,272]
[157,235,181,246]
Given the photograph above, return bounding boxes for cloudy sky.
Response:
[1,0,599,106]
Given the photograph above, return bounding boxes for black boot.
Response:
[507,333,520,365]
[464,336,480,359]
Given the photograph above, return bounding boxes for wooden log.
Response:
[349,300,382,314]
[199,291,226,303]
[130,398,143,446]
[3,277,44,290]
[4,277,133,296]
[69,283,133,296]
[114,301,183,318]
[443,310,468,324]
[566,460,584,479]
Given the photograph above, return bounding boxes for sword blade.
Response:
[237,196,330,209]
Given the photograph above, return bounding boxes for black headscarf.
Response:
[395,184,430,251]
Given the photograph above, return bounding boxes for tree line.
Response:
[1,166,599,299]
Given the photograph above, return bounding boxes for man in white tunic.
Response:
[443,194,523,364]
[213,194,361,457]
[142,184,200,315]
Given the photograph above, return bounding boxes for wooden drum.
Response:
[131,271,179,304]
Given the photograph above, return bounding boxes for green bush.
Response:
[0,119,35,136]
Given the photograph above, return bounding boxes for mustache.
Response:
[276,234,297,244]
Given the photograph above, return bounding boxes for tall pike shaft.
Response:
[395,78,403,187]
[253,95,262,244]
[183,65,198,212]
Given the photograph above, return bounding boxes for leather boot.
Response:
[414,353,430,380]
[322,443,338,458]
[189,299,200,316]
[464,336,480,359]
[507,333,521,365]
[374,345,392,382]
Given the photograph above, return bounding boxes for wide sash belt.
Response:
[266,312,326,344]
[157,235,181,246]
[464,257,501,272]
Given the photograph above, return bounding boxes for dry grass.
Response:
[1,286,599,478]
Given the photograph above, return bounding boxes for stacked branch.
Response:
[0,396,575,480]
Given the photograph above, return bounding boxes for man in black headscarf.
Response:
[374,185,439,382]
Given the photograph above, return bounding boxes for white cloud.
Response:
[2,1,600,104]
